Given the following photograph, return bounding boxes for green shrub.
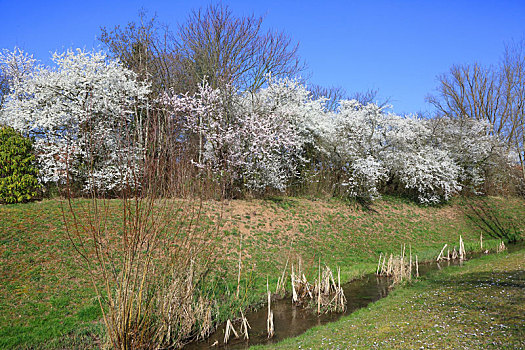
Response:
[0,126,40,203]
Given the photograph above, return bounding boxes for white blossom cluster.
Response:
[164,77,324,192]
[165,76,511,202]
[428,117,510,194]
[0,48,512,202]
[0,49,149,192]
[0,47,37,93]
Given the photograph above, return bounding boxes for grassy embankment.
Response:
[256,246,525,349]
[0,196,523,348]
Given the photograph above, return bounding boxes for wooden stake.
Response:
[459,236,462,260]
[291,264,297,303]
[267,277,270,311]
[400,244,405,280]
[409,245,412,281]
[267,310,274,338]
[267,277,274,338]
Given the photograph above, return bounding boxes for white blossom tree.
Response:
[163,77,327,194]
[0,49,150,192]
[1,48,513,202]
[428,117,513,194]
[314,99,474,202]
[0,48,38,111]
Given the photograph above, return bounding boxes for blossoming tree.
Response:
[0,49,150,192]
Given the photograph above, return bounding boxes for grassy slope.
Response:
[0,196,523,348]
[256,247,525,349]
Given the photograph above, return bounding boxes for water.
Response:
[186,244,523,349]
[185,273,391,349]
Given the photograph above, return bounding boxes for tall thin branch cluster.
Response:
[99,5,304,97]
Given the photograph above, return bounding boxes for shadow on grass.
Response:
[461,197,523,243]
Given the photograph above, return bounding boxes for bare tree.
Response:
[308,84,390,111]
[100,13,193,192]
[308,84,347,111]
[99,10,187,96]
[427,40,525,179]
[501,40,525,179]
[176,4,305,92]
[348,88,391,108]
[101,6,305,95]
[426,63,503,134]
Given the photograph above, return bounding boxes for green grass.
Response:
[0,199,105,348]
[0,196,524,348]
[255,247,525,349]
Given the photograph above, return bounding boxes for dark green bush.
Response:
[0,126,40,203]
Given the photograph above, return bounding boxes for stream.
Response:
[185,245,522,349]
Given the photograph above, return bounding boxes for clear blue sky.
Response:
[1,0,524,114]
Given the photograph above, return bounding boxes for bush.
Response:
[0,126,40,203]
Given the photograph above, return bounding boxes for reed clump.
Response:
[376,244,418,285]
[436,236,467,262]
[223,319,239,344]
[290,261,347,313]
[222,310,250,345]
[240,311,251,340]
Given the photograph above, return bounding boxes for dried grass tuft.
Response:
[497,240,506,253]
[377,244,417,285]
[290,260,346,313]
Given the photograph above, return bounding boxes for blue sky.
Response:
[1,0,524,114]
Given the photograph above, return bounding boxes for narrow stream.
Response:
[186,245,522,349]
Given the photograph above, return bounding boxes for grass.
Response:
[255,246,525,349]
[0,200,104,348]
[0,195,524,348]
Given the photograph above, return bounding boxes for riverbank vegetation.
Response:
[1,196,524,348]
[256,245,525,349]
